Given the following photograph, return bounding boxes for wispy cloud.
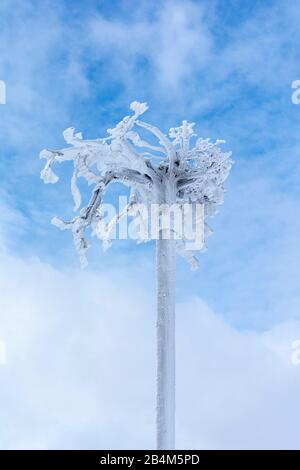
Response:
[0,0,89,149]
[88,1,211,94]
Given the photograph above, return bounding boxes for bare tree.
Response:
[40,102,232,450]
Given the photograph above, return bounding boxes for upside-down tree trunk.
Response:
[156,235,176,450]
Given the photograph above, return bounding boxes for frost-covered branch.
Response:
[40,101,232,268]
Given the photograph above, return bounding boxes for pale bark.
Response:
[156,177,176,450]
[156,236,176,450]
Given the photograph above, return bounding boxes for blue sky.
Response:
[1,0,300,449]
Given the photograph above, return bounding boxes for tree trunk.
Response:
[156,235,176,450]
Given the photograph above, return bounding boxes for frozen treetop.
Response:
[40,101,232,268]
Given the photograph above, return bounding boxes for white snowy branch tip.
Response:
[40,101,233,268]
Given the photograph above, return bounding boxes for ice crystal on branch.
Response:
[40,102,232,267]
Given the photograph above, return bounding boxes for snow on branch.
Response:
[40,102,232,267]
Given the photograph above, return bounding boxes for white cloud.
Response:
[0,0,89,149]
[85,0,300,118]
[1,0,299,154]
[177,299,300,449]
[88,1,211,93]
[0,220,300,449]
